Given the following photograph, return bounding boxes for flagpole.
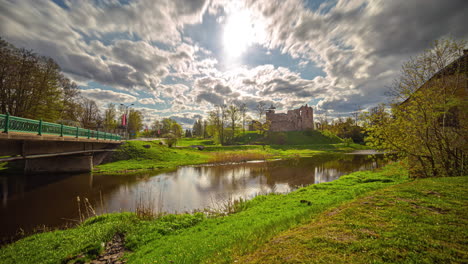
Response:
[120,103,134,139]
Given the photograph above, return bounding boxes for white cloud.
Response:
[139,98,164,105]
[81,88,137,103]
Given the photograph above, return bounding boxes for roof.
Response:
[401,52,468,105]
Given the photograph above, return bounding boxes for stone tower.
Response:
[266,105,314,132]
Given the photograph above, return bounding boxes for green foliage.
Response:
[127,109,143,138]
[365,38,467,177]
[321,117,366,144]
[96,138,367,174]
[234,131,265,144]
[343,137,353,147]
[0,38,80,122]
[268,130,343,145]
[162,133,178,147]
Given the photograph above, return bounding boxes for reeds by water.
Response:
[208,152,273,164]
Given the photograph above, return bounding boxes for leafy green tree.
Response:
[103,103,118,131]
[366,38,467,178]
[128,109,143,138]
[0,38,80,122]
[192,118,203,137]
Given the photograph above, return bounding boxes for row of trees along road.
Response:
[0,37,143,137]
[365,38,467,178]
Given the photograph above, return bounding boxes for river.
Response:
[0,153,387,239]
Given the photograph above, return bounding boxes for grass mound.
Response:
[268,130,343,145]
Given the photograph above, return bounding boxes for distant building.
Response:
[266,105,314,132]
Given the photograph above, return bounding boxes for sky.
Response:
[1,0,467,128]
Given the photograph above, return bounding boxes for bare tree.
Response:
[256,102,266,123]
[79,98,101,129]
[239,103,247,134]
[227,104,240,137]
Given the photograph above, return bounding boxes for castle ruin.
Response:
[266,105,314,132]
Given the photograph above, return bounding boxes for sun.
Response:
[223,9,259,60]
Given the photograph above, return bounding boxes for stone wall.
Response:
[266,105,314,132]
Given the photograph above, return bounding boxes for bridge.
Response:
[0,114,122,174]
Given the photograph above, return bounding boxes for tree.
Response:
[226,104,240,141]
[161,118,182,147]
[185,129,192,138]
[0,38,81,121]
[207,107,222,143]
[220,105,227,145]
[151,120,162,136]
[78,98,101,129]
[171,122,183,138]
[192,118,203,137]
[128,109,143,138]
[203,120,208,138]
[256,102,266,123]
[240,103,247,134]
[103,103,118,131]
[366,38,467,178]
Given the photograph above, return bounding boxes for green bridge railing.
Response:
[0,113,121,141]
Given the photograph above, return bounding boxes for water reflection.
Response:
[0,154,386,238]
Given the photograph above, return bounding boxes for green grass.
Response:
[238,176,468,263]
[176,137,217,147]
[268,130,343,145]
[95,140,211,173]
[95,136,367,174]
[234,131,266,144]
[0,162,410,263]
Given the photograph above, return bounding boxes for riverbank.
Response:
[237,175,468,263]
[2,163,465,264]
[1,162,409,263]
[95,139,367,174]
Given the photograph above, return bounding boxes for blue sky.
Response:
[1,0,467,127]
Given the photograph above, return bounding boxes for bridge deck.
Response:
[0,131,122,143]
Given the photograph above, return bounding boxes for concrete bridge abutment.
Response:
[0,134,121,174]
[24,155,93,174]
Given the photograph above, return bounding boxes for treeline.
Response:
[317,115,365,144]
[187,102,366,145]
[0,38,80,122]
[0,37,143,135]
[187,104,248,145]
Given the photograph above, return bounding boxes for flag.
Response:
[122,114,127,126]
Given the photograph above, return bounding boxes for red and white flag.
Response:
[122,114,127,126]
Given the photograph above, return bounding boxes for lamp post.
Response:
[120,103,134,139]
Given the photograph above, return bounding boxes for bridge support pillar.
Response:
[92,152,111,166]
[24,155,93,174]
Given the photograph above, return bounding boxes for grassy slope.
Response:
[238,176,468,263]
[96,130,364,174]
[0,162,409,264]
[269,130,343,145]
[95,140,211,173]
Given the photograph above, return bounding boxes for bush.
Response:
[162,133,178,147]
[343,138,353,147]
